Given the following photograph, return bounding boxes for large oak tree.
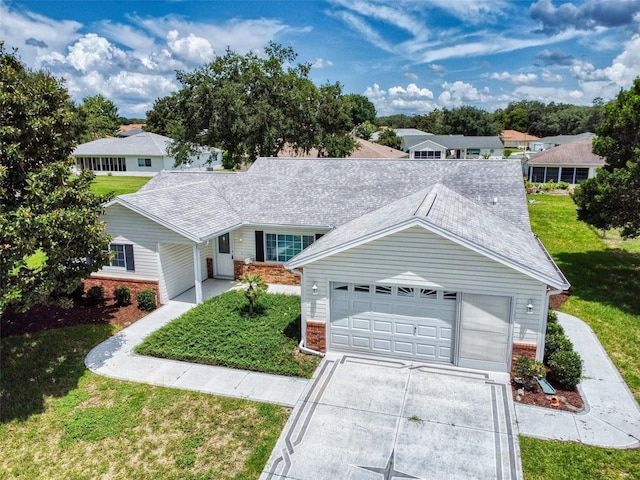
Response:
[148,42,356,166]
[572,78,640,238]
[0,44,112,314]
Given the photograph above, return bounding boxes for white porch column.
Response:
[193,244,203,304]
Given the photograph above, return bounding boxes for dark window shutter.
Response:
[255,231,264,262]
[315,233,324,240]
[125,244,135,271]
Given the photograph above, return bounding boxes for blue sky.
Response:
[2,0,639,118]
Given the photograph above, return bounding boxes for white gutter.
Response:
[289,267,325,357]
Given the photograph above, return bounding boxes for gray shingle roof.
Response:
[73,132,172,157]
[108,157,567,287]
[528,138,605,166]
[286,183,568,288]
[409,135,504,151]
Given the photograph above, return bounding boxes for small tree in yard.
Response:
[233,273,267,315]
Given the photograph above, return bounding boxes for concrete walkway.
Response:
[515,312,640,449]
[85,280,308,407]
[86,282,640,449]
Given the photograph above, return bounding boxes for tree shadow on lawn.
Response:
[554,248,640,316]
[0,324,115,423]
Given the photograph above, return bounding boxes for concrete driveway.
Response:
[261,354,522,480]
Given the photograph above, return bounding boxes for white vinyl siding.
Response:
[301,226,547,346]
[99,204,194,282]
[159,243,194,302]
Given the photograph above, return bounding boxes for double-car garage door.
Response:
[330,283,457,363]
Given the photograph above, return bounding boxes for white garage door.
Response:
[330,283,457,363]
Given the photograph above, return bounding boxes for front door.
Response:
[215,232,234,278]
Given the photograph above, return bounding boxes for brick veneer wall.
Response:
[512,343,537,362]
[306,320,326,352]
[233,261,301,285]
[85,276,161,304]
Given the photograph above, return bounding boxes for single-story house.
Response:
[408,135,504,159]
[526,137,604,184]
[277,137,407,159]
[72,132,223,176]
[529,132,595,153]
[500,130,539,150]
[94,158,569,373]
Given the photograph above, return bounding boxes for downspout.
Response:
[289,267,325,357]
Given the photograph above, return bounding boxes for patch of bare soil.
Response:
[1,298,149,337]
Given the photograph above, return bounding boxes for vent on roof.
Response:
[492,197,498,206]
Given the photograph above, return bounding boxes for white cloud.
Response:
[166,30,214,64]
[404,72,419,81]
[541,69,563,82]
[511,85,584,103]
[490,71,538,85]
[312,58,334,69]
[364,82,437,115]
[66,34,128,72]
[438,81,488,107]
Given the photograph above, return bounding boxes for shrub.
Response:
[137,289,157,311]
[514,355,547,391]
[114,285,132,306]
[504,148,514,158]
[548,349,583,388]
[86,285,105,305]
[546,321,565,336]
[557,181,570,190]
[547,308,558,323]
[70,282,85,302]
[544,331,573,359]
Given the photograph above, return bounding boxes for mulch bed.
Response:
[511,374,584,412]
[1,298,150,337]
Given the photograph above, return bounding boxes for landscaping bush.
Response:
[514,355,547,391]
[85,285,105,305]
[544,331,573,359]
[547,308,558,323]
[114,285,132,306]
[137,289,157,311]
[546,321,565,336]
[548,349,583,388]
[70,282,85,302]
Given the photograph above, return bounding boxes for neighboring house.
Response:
[529,132,595,152]
[72,132,223,176]
[526,137,605,184]
[408,135,504,159]
[395,128,432,151]
[93,158,569,373]
[277,137,406,159]
[500,130,539,150]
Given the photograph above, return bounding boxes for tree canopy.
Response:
[148,43,357,166]
[76,94,121,143]
[572,77,640,238]
[0,43,112,313]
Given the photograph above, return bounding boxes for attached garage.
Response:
[329,282,456,363]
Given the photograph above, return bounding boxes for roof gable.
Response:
[528,138,605,166]
[286,184,568,288]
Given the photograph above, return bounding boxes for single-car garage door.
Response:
[329,282,457,363]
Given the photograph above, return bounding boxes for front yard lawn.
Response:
[0,324,288,479]
[135,291,320,378]
[90,175,150,196]
[520,193,640,479]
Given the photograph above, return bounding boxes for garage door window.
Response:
[354,284,370,293]
[420,289,437,298]
[375,285,392,295]
[397,287,414,297]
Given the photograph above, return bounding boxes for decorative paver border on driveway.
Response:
[261,354,522,480]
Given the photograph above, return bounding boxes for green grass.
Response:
[0,324,288,479]
[520,437,640,479]
[136,291,320,378]
[90,175,150,196]
[527,194,640,399]
[520,193,640,479]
